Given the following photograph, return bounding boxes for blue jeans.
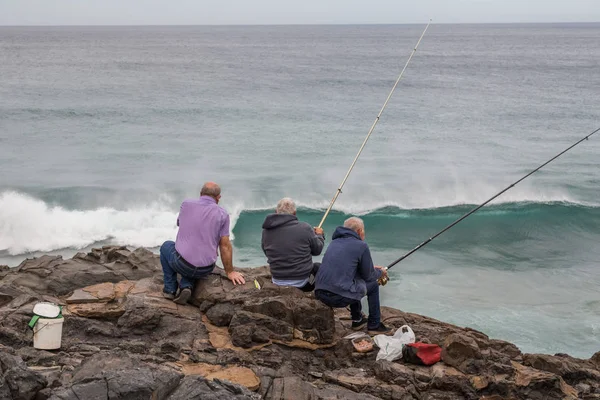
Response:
[315,280,381,329]
[160,241,214,294]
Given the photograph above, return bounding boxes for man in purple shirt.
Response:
[160,182,245,304]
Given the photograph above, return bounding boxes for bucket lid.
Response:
[33,302,61,318]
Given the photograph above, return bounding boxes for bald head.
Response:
[200,182,221,200]
[344,217,365,240]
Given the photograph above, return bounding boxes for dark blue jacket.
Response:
[315,226,382,301]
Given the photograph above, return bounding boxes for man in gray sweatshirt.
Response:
[261,197,325,292]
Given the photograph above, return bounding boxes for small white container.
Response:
[33,317,64,350]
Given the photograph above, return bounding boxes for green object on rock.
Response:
[28,315,40,330]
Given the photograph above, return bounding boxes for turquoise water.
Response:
[1,24,599,357]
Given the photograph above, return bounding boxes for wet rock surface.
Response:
[0,247,598,399]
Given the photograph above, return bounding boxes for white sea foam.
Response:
[0,191,178,255]
[230,184,593,218]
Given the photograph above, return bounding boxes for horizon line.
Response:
[1,21,599,28]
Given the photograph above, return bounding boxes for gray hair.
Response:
[276,197,296,215]
[200,182,221,198]
[343,216,364,233]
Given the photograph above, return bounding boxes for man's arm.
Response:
[309,226,325,256]
[357,246,382,282]
[219,236,245,285]
[177,202,183,227]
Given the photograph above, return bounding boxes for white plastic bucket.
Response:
[33,317,64,350]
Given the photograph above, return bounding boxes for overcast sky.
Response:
[1,0,599,25]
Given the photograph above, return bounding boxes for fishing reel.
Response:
[377,268,389,286]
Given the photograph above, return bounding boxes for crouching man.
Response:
[315,217,390,334]
[262,197,325,292]
[161,182,245,304]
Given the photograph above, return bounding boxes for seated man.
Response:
[261,197,325,292]
[160,182,245,304]
[315,217,390,334]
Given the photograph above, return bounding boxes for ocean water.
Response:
[1,23,599,357]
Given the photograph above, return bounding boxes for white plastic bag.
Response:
[373,325,416,362]
[394,325,416,344]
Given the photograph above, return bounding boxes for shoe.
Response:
[368,323,392,335]
[173,288,192,305]
[351,316,368,330]
[162,291,175,300]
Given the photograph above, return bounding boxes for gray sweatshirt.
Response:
[261,213,325,280]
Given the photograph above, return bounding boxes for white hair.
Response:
[343,216,364,233]
[276,197,296,215]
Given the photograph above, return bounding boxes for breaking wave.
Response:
[1,189,598,256]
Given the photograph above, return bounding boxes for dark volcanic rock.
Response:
[167,375,260,399]
[488,339,522,360]
[229,310,293,347]
[1,246,159,298]
[195,272,335,346]
[243,295,335,344]
[49,354,182,400]
[15,347,59,367]
[512,361,578,399]
[117,296,163,332]
[0,351,47,400]
[206,302,236,327]
[0,247,596,400]
[441,333,482,374]
[267,376,316,400]
[522,352,600,393]
[591,350,600,367]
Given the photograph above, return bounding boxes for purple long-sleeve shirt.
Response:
[175,196,230,267]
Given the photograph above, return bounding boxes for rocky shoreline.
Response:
[1,246,599,399]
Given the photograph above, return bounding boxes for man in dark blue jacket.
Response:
[315,217,390,334]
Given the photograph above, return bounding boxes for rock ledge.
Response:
[0,246,598,399]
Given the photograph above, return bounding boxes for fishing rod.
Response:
[317,20,432,229]
[378,126,600,285]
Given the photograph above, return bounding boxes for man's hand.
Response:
[374,265,388,277]
[314,227,324,236]
[227,270,246,285]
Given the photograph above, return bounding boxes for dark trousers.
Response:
[315,280,381,329]
[298,262,321,292]
[160,240,214,294]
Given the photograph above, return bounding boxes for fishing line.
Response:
[378,126,600,285]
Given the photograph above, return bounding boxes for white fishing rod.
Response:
[317,20,432,229]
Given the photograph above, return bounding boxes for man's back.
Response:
[262,213,324,280]
[314,218,389,334]
[176,196,229,267]
[315,226,378,300]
